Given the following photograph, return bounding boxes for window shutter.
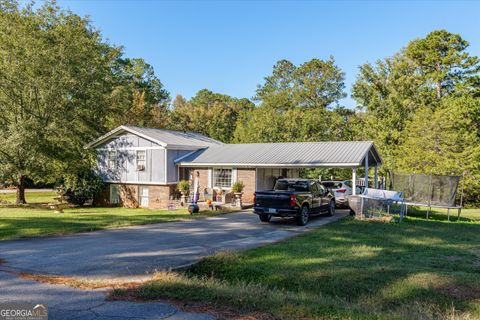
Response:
[232,168,237,185]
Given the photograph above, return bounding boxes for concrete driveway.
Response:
[0,210,347,280]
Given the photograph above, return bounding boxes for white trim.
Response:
[232,168,238,183]
[105,180,177,185]
[207,168,212,188]
[164,149,168,184]
[177,162,362,168]
[97,146,165,151]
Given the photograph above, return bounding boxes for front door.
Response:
[139,186,149,208]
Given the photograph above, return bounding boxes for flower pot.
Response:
[180,192,187,206]
[234,192,243,208]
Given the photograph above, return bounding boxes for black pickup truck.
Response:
[253,178,335,226]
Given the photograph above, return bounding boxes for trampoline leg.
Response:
[457,208,461,221]
[447,208,450,221]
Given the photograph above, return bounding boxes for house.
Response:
[86,125,382,208]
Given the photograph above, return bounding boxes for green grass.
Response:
[0,190,236,240]
[0,206,234,240]
[114,208,480,320]
[0,190,57,204]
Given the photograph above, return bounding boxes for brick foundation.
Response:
[236,168,256,203]
[95,183,178,209]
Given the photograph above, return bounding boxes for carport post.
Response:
[374,166,378,189]
[352,168,357,195]
[364,152,369,189]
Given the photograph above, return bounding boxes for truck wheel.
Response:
[296,205,309,226]
[259,213,272,222]
[328,200,335,216]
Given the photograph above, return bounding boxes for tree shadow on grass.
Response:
[186,218,480,318]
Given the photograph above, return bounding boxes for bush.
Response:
[231,181,245,193]
[63,170,105,206]
[176,180,190,194]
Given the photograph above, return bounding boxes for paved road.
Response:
[0,210,347,280]
[0,210,347,319]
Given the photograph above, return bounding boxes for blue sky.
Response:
[56,0,480,108]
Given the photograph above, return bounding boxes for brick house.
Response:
[86,125,382,209]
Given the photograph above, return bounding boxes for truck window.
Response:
[274,180,309,192]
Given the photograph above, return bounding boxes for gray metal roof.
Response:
[85,125,223,149]
[176,141,382,168]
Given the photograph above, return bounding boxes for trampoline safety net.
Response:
[392,173,460,207]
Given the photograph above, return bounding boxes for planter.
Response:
[180,192,188,207]
[234,192,243,208]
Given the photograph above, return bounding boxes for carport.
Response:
[176,141,383,197]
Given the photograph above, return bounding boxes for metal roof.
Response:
[176,141,382,168]
[85,125,224,149]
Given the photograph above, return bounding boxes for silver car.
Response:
[321,180,362,207]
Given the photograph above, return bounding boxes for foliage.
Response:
[0,1,120,203]
[110,58,170,128]
[63,170,105,206]
[176,180,190,194]
[353,30,480,198]
[255,57,346,110]
[169,89,254,143]
[405,30,480,99]
[231,180,245,193]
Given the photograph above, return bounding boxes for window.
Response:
[110,185,120,204]
[274,179,309,192]
[107,151,116,170]
[213,168,232,189]
[136,150,146,170]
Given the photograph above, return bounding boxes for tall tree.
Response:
[111,58,170,128]
[353,29,480,197]
[0,1,120,203]
[406,30,480,99]
[169,90,254,143]
[236,57,349,144]
[255,57,346,110]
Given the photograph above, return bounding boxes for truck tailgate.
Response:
[255,191,292,209]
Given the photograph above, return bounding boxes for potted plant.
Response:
[231,181,245,207]
[177,180,190,206]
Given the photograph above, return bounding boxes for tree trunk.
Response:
[16,175,26,205]
[436,80,442,100]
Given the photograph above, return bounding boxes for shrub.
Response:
[231,181,245,193]
[63,170,105,206]
[177,180,190,194]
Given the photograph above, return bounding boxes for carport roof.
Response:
[175,141,382,168]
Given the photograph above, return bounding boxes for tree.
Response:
[255,57,346,110]
[352,53,427,182]
[406,30,480,99]
[169,90,254,143]
[111,58,170,128]
[0,1,120,203]
[397,96,480,203]
[353,29,480,200]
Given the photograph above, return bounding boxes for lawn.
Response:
[113,208,480,320]
[0,190,57,204]
[0,191,235,240]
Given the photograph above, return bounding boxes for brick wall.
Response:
[95,183,177,209]
[148,184,176,209]
[237,168,256,203]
